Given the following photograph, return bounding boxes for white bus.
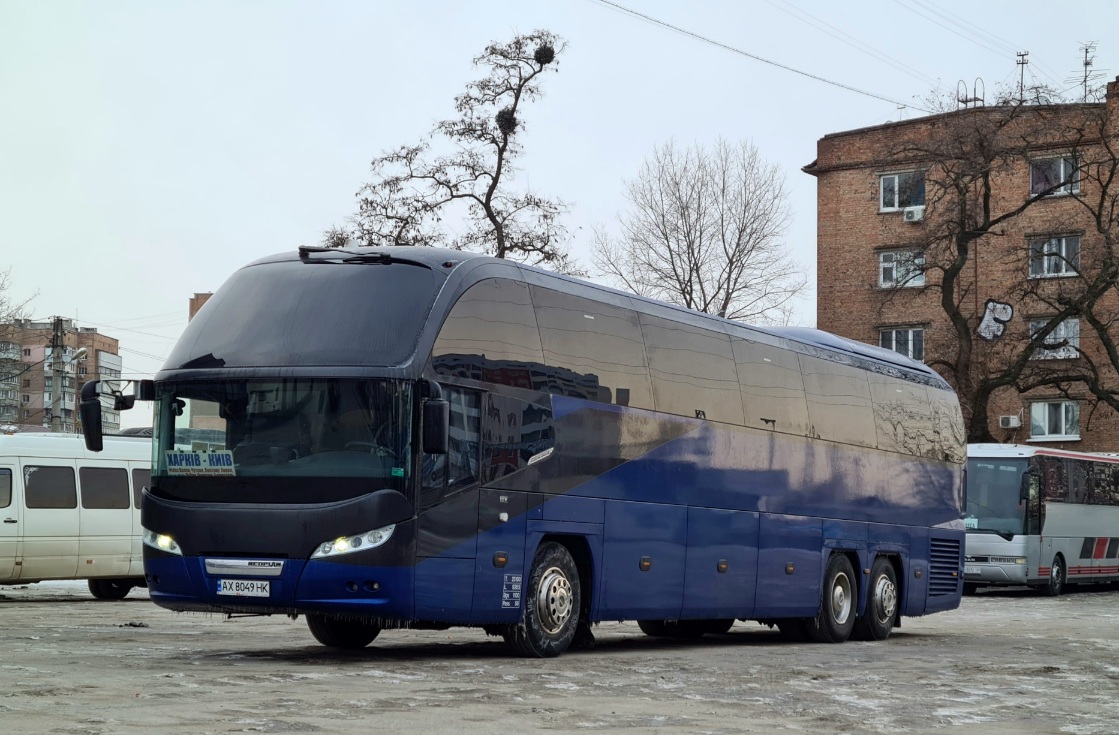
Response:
[0,432,150,599]
[965,444,1119,596]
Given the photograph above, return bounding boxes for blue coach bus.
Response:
[80,246,966,657]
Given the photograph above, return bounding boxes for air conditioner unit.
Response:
[903,205,926,223]
[999,415,1022,429]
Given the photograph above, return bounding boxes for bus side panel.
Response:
[76,462,133,578]
[599,500,686,620]
[414,558,476,623]
[902,527,929,616]
[754,513,822,618]
[682,507,759,619]
[471,488,528,623]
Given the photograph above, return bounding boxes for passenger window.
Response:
[531,286,654,409]
[421,387,480,508]
[869,376,934,457]
[79,467,130,510]
[24,466,77,509]
[0,468,10,508]
[929,390,966,464]
[798,355,876,447]
[731,338,809,435]
[132,468,151,509]
[432,279,545,388]
[640,315,744,424]
[481,393,554,483]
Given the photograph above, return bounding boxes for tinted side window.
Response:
[132,468,151,509]
[421,387,481,508]
[798,355,876,448]
[0,468,10,508]
[481,393,554,484]
[79,467,130,510]
[869,376,934,458]
[731,339,809,435]
[640,315,744,424]
[929,389,966,464]
[24,466,77,509]
[432,279,545,389]
[531,286,654,409]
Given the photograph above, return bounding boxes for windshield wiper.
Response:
[297,246,431,268]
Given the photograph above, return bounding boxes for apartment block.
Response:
[807,76,1119,450]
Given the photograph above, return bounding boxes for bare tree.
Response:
[0,269,35,428]
[332,31,579,273]
[879,92,1119,442]
[592,139,805,325]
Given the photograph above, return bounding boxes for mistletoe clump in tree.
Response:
[330,31,577,273]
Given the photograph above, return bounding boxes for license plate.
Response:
[964,566,980,576]
[216,579,270,597]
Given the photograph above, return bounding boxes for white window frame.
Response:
[878,249,926,288]
[1030,156,1080,197]
[879,171,926,212]
[1029,400,1080,441]
[1029,318,1080,360]
[879,327,925,361]
[1028,236,1079,278]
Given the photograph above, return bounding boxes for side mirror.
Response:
[80,381,104,452]
[1021,470,1038,502]
[422,399,449,455]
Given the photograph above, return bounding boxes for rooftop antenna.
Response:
[956,78,985,109]
[1067,41,1107,102]
[1016,51,1029,103]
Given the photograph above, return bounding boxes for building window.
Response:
[22,410,29,418]
[1030,318,1079,360]
[1029,236,1079,278]
[1030,401,1079,441]
[879,327,924,361]
[1031,156,1079,196]
[880,171,925,211]
[22,349,30,357]
[21,395,29,403]
[22,379,30,387]
[879,249,925,288]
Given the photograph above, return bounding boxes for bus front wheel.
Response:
[306,614,381,649]
[506,542,581,658]
[1045,556,1066,597]
[806,554,856,643]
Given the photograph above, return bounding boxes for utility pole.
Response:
[50,316,63,433]
[1016,51,1029,103]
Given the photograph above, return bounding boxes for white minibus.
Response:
[0,432,150,599]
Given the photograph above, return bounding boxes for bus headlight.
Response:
[142,528,183,556]
[311,524,396,559]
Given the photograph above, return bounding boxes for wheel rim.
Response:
[873,574,898,625]
[536,566,574,634]
[831,572,853,625]
[1052,561,1063,587]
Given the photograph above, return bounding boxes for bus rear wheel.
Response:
[853,557,898,641]
[806,554,856,643]
[88,579,132,600]
[506,542,581,658]
[306,614,381,649]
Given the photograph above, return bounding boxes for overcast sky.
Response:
[2,1,1116,426]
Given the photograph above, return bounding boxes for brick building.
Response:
[0,319,122,433]
[807,76,1119,450]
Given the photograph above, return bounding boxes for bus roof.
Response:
[0,432,150,462]
[968,443,1119,464]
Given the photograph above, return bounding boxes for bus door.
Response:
[18,461,79,580]
[1023,468,1047,578]
[0,465,18,580]
[414,387,482,621]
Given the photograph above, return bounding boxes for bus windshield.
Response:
[152,378,412,503]
[965,458,1027,536]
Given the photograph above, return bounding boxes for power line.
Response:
[589,0,934,114]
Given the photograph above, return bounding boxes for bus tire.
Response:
[507,542,580,658]
[306,614,381,649]
[1045,555,1066,597]
[806,554,856,643]
[88,579,132,600]
[853,557,898,641]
